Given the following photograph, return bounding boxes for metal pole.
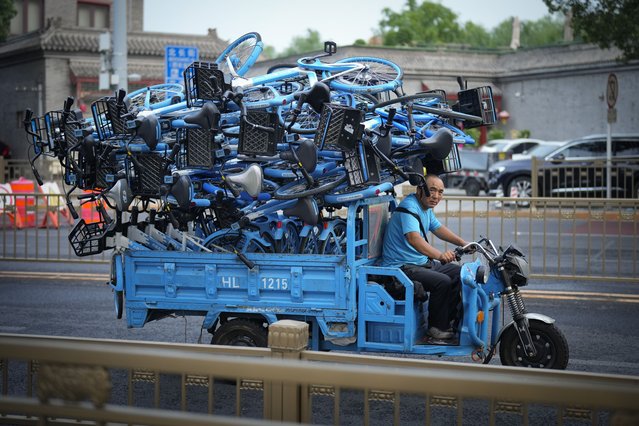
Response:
[112,0,128,92]
[606,120,612,199]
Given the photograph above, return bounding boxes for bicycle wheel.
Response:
[319,219,347,255]
[215,32,263,77]
[327,57,403,94]
[205,229,272,254]
[126,84,184,110]
[274,170,348,200]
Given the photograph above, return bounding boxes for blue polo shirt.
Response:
[380,194,442,267]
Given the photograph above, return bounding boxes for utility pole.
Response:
[112,0,128,92]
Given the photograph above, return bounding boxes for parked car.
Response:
[479,138,546,162]
[510,141,565,160]
[488,134,639,199]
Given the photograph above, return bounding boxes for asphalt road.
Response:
[1,261,638,424]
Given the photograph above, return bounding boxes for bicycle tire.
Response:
[274,170,347,200]
[327,57,403,94]
[319,219,347,255]
[215,32,263,77]
[126,84,185,110]
[204,229,272,254]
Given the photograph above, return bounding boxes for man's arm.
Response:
[405,231,452,262]
[432,225,467,247]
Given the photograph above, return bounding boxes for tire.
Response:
[327,57,403,94]
[506,175,532,207]
[114,291,123,319]
[499,319,569,369]
[464,179,481,196]
[274,171,348,200]
[319,220,347,255]
[204,230,273,254]
[211,318,268,347]
[215,32,263,77]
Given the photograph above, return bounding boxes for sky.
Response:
[144,0,553,52]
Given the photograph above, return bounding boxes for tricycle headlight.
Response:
[476,265,488,284]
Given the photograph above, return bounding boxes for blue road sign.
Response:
[165,45,199,85]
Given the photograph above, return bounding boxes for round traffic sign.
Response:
[606,73,618,108]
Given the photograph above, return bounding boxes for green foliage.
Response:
[464,128,481,146]
[261,45,276,60]
[380,1,462,46]
[488,129,506,140]
[354,39,367,46]
[280,29,323,57]
[544,0,639,60]
[517,129,532,138]
[378,1,565,49]
[0,0,17,42]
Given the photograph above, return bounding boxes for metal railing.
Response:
[1,192,637,280]
[1,323,638,425]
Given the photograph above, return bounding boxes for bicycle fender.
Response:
[496,313,556,343]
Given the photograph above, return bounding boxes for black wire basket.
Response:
[68,218,113,257]
[128,152,167,197]
[28,114,49,155]
[314,104,363,151]
[177,128,217,169]
[238,110,281,156]
[184,61,229,108]
[91,97,131,141]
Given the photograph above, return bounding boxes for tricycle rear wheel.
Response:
[499,319,569,369]
[211,318,268,347]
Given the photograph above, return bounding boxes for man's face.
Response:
[418,176,445,209]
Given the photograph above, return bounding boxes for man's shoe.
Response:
[427,326,454,340]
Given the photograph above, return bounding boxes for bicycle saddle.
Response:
[283,196,320,226]
[169,174,193,210]
[137,115,160,150]
[418,128,453,160]
[296,82,331,113]
[184,101,221,130]
[226,163,263,198]
[107,178,133,211]
[280,139,317,173]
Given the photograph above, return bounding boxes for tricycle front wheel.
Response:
[499,319,569,369]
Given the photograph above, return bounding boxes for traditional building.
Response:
[1,0,637,161]
[0,0,226,159]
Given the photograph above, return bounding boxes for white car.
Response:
[479,138,545,162]
[510,141,565,160]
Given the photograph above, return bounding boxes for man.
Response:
[381,174,467,340]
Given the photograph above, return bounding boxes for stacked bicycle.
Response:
[23,32,497,266]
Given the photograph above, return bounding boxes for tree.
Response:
[380,0,462,46]
[544,0,639,60]
[0,0,17,42]
[280,29,323,57]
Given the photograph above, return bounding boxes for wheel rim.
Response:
[510,330,559,368]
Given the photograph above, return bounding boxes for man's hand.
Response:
[438,250,457,264]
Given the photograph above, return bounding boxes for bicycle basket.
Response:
[44,110,67,154]
[238,110,281,156]
[342,143,382,187]
[314,103,363,151]
[128,152,166,197]
[68,218,113,257]
[455,86,496,128]
[177,128,217,169]
[441,143,462,173]
[28,114,49,155]
[94,150,118,190]
[184,61,229,107]
[91,97,131,141]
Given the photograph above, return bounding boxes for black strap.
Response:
[395,206,429,243]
